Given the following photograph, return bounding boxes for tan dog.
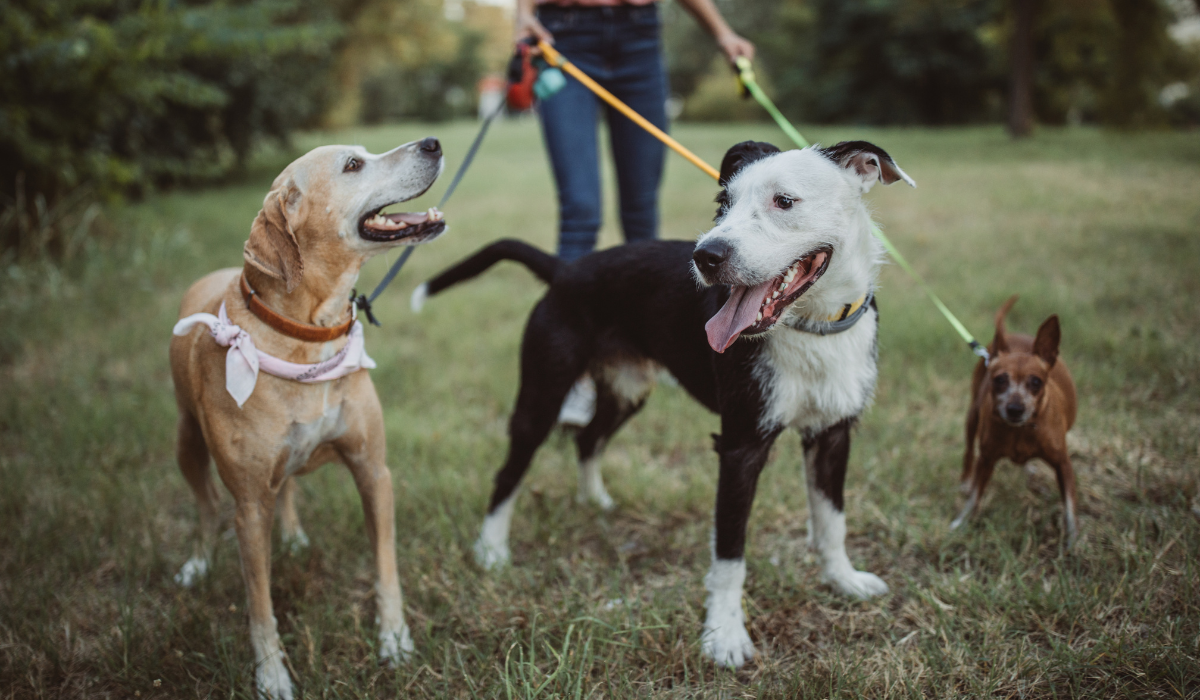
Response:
[170,139,445,700]
[952,296,1079,546]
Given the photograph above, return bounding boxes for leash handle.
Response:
[537,41,720,181]
[735,56,987,359]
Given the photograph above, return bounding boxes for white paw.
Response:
[701,620,756,669]
[378,625,414,666]
[578,488,615,511]
[282,529,310,555]
[824,568,889,600]
[958,479,973,496]
[174,556,209,588]
[473,537,510,570]
[255,654,294,700]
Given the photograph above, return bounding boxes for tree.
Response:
[1008,0,1037,136]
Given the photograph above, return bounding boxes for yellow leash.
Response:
[537,41,719,181]
[536,40,987,362]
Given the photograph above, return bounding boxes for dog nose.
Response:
[693,239,733,278]
[1005,403,1025,422]
[419,137,441,154]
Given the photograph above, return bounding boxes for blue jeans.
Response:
[536,4,668,262]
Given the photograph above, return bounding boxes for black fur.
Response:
[421,140,872,564]
[714,140,782,221]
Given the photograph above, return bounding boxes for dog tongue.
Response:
[705,279,776,353]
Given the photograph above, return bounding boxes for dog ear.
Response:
[719,141,781,186]
[715,141,781,220]
[820,141,916,193]
[1033,315,1061,368]
[244,182,304,293]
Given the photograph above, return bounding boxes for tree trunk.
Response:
[1007,0,1036,138]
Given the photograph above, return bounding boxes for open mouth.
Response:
[704,248,831,353]
[359,206,446,243]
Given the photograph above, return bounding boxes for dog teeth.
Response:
[428,207,443,222]
[396,220,407,228]
[772,291,780,299]
[756,312,763,322]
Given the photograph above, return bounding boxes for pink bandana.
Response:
[173,302,376,408]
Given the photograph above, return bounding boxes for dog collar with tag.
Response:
[783,291,874,336]
[240,275,355,342]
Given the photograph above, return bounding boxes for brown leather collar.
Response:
[240,275,354,342]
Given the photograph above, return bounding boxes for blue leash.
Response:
[353,100,507,326]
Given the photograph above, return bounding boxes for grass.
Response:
[1,120,1199,699]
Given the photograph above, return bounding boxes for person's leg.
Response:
[605,5,668,244]
[537,8,605,262]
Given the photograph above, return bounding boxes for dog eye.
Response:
[992,374,1009,392]
[773,194,795,210]
[1027,376,1043,392]
[344,157,363,173]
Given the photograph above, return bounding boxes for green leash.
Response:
[735,58,989,363]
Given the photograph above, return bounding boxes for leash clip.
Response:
[969,340,990,367]
[352,290,380,327]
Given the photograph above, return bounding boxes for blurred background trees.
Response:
[2,0,1198,255]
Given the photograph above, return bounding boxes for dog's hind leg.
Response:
[277,478,309,555]
[803,418,889,600]
[574,365,654,509]
[475,317,587,569]
[175,411,218,588]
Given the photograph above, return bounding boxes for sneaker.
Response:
[558,375,597,427]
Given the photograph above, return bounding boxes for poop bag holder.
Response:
[506,40,566,110]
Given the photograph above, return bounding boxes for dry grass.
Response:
[1,122,1198,699]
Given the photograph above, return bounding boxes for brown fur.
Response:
[169,140,443,699]
[954,295,1080,546]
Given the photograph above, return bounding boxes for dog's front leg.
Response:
[703,429,779,669]
[232,491,294,700]
[338,424,414,667]
[803,419,888,600]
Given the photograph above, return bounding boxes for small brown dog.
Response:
[952,296,1078,546]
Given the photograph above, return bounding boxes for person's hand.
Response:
[515,11,554,45]
[716,31,755,64]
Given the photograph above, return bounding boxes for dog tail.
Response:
[993,294,1019,342]
[412,239,560,312]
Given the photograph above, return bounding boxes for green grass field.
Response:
[2,121,1198,699]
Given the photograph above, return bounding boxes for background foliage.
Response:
[665,0,1199,127]
[0,0,343,254]
[1,0,1198,256]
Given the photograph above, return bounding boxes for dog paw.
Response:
[174,556,209,588]
[255,654,294,700]
[701,621,756,669]
[577,488,615,511]
[473,537,510,570]
[824,568,889,600]
[378,626,414,666]
[282,529,310,556]
[958,480,973,496]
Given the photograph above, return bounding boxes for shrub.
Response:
[0,0,341,254]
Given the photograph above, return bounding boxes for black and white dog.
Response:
[413,140,914,667]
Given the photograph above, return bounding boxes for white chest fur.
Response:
[753,308,878,433]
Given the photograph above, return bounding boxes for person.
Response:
[515,0,754,425]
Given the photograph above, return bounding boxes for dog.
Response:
[169,139,445,699]
[411,140,915,667]
[951,295,1078,546]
